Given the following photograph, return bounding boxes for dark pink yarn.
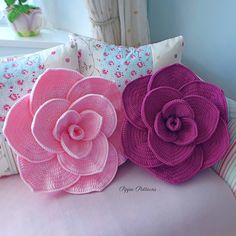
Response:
[122,63,230,184]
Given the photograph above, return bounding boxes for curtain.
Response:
[86,0,121,45]
[118,0,150,47]
[86,0,150,47]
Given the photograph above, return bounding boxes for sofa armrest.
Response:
[214,98,236,196]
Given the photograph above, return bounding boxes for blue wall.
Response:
[148,0,236,99]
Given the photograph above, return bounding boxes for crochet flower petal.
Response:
[154,112,177,142]
[53,110,81,141]
[202,118,230,169]
[3,95,53,163]
[78,110,103,141]
[122,75,151,129]
[30,69,83,114]
[18,156,79,192]
[69,94,117,137]
[174,118,198,145]
[58,132,108,176]
[148,64,199,91]
[184,95,220,144]
[148,129,195,166]
[162,99,194,119]
[61,132,92,159]
[180,81,228,122]
[68,78,125,162]
[65,143,118,194]
[32,99,70,153]
[67,77,122,110]
[122,121,163,167]
[108,109,126,165]
[117,150,127,166]
[141,87,182,129]
[149,147,203,184]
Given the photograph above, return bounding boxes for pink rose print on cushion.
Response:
[131,54,136,59]
[65,57,70,63]
[3,105,10,111]
[0,116,5,122]
[17,80,24,85]
[12,63,18,67]
[9,94,18,101]
[32,77,37,83]
[125,80,130,86]
[3,69,126,194]
[115,72,123,78]
[109,61,114,66]
[26,61,33,66]
[137,62,144,68]
[77,50,82,59]
[21,69,28,75]
[0,83,5,89]
[38,64,44,70]
[116,54,122,60]
[102,69,108,75]
[122,64,230,184]
[3,73,13,79]
[95,44,102,49]
[131,70,137,76]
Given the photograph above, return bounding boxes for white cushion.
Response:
[0,43,78,177]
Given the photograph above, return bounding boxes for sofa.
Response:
[0,34,235,236]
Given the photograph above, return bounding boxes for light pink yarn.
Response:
[3,69,126,194]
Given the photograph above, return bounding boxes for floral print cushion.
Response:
[70,34,184,90]
[0,43,78,177]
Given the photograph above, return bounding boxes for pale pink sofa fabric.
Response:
[0,162,235,236]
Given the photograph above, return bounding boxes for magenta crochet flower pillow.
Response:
[3,69,126,194]
[122,63,230,184]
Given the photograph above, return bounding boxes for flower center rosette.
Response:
[122,64,230,184]
[3,69,126,194]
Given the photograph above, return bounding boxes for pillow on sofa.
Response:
[0,43,78,177]
[69,34,184,90]
[214,98,236,196]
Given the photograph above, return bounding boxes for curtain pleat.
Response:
[86,0,150,47]
[86,0,121,45]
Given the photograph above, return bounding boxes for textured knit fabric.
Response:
[3,69,125,194]
[122,63,230,184]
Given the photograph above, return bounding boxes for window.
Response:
[0,1,7,25]
[0,0,92,37]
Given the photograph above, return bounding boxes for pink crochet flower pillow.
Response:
[122,63,230,184]
[3,69,126,194]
